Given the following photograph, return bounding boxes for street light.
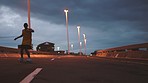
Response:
[64,9,70,54]
[77,25,81,55]
[27,0,31,29]
[83,34,87,55]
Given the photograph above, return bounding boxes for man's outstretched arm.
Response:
[14,35,23,40]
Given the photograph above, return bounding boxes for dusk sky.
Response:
[0,0,148,54]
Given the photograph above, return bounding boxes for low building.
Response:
[36,42,55,52]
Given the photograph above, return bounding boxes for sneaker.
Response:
[18,58,24,62]
[26,58,32,62]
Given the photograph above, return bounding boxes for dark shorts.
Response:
[18,45,32,49]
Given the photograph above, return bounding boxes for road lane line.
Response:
[20,68,42,83]
[51,58,55,61]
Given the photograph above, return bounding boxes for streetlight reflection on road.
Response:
[64,9,70,54]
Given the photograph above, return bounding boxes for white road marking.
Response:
[4,53,8,57]
[20,68,42,83]
[51,58,55,61]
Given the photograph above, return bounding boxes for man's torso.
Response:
[22,29,32,45]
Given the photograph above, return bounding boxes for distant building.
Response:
[91,51,97,56]
[36,42,55,52]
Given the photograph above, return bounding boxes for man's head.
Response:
[24,23,28,29]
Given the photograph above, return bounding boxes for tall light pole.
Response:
[27,0,31,29]
[83,34,87,55]
[80,42,82,55]
[57,47,60,51]
[77,25,81,55]
[71,44,74,52]
[64,9,70,54]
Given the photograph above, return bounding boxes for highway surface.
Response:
[0,55,148,83]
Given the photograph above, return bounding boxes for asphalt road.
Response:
[0,55,148,83]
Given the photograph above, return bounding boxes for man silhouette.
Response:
[14,23,34,62]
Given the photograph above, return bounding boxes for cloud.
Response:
[0,5,81,52]
[0,0,148,54]
[0,0,148,31]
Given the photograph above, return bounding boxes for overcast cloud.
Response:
[0,0,148,54]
